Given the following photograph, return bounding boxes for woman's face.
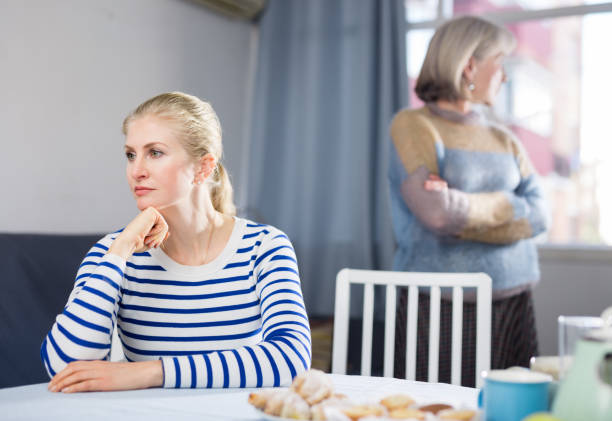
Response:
[470,52,507,106]
[124,115,197,211]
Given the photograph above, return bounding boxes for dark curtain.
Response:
[246,0,408,316]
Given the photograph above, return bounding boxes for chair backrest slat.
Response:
[332,269,351,375]
[383,284,397,377]
[427,286,441,383]
[332,269,492,388]
[476,283,492,387]
[405,284,419,381]
[451,286,464,385]
[361,282,375,376]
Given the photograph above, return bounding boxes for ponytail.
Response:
[210,162,236,216]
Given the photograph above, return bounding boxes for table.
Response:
[0,374,478,421]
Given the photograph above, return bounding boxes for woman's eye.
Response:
[125,152,135,161]
[150,149,164,158]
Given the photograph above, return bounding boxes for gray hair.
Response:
[415,15,516,103]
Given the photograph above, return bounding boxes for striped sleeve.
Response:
[40,235,126,378]
[159,229,311,388]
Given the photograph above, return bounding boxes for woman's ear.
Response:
[196,153,217,183]
[462,56,477,82]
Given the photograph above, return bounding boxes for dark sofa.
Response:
[0,233,100,388]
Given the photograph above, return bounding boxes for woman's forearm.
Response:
[107,235,136,260]
[48,359,164,392]
[141,360,164,388]
[459,220,534,244]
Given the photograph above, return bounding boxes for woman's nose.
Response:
[131,158,148,180]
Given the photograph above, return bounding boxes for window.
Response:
[405,0,612,244]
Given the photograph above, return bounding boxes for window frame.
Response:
[407,2,612,29]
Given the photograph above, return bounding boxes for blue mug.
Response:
[479,369,552,421]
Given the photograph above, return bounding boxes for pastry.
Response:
[264,390,292,416]
[280,392,311,420]
[342,404,386,420]
[310,395,353,420]
[246,370,477,421]
[380,394,415,411]
[438,409,477,420]
[388,408,426,420]
[419,403,453,414]
[291,369,334,405]
[248,389,276,410]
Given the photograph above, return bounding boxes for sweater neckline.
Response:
[147,217,246,277]
[425,102,485,126]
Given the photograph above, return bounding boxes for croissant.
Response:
[264,390,292,416]
[341,404,387,421]
[279,392,311,420]
[310,395,353,421]
[290,369,334,405]
[380,394,416,411]
[247,389,276,410]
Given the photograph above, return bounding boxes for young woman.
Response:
[43,92,311,392]
[389,16,549,386]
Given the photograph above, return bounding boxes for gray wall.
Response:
[0,0,255,233]
[534,248,612,356]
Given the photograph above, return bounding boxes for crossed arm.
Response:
[402,165,548,244]
[390,111,548,244]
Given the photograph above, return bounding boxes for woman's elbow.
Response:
[41,336,110,379]
[530,209,550,237]
[295,358,310,378]
[41,338,58,379]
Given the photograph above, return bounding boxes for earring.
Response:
[468,82,475,91]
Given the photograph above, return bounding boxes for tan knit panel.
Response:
[390,108,440,174]
[391,107,534,175]
[423,110,513,152]
[460,219,533,244]
[465,191,515,229]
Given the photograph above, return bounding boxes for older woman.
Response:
[389,16,548,386]
[43,92,311,392]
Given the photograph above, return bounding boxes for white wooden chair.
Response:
[331,268,492,387]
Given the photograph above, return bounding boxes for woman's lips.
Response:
[134,187,154,196]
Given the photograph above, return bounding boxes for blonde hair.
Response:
[123,92,236,216]
[415,15,516,103]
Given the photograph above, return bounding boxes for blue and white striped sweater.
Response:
[41,218,311,388]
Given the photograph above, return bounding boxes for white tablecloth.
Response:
[0,374,478,421]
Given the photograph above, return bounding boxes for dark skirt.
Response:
[393,289,538,387]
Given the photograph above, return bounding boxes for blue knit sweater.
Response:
[388,105,548,296]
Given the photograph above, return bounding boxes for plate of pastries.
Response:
[248,369,478,420]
